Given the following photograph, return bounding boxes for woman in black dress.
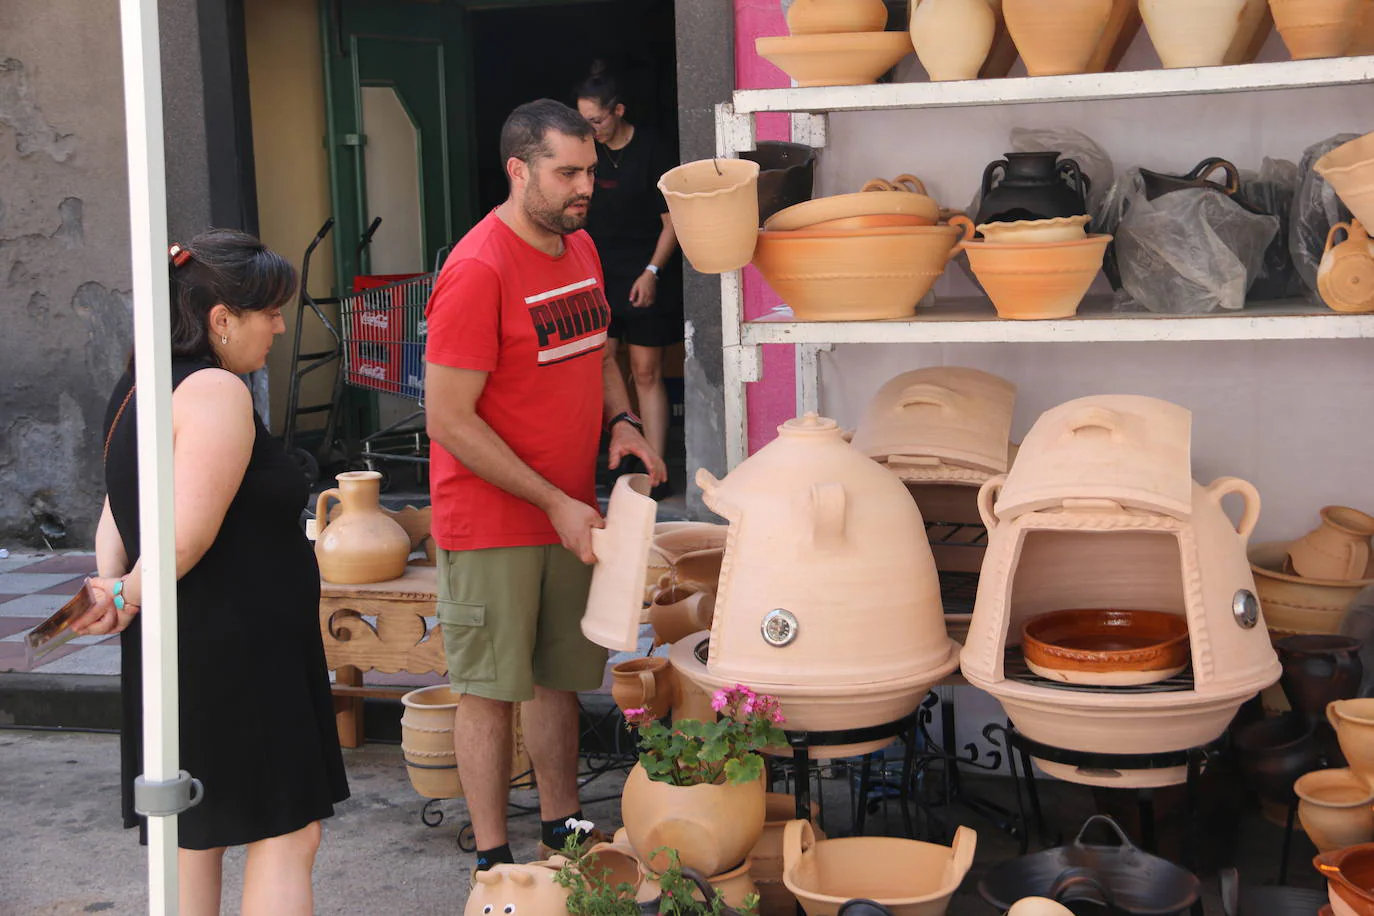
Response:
[576,65,682,497]
[75,230,349,915]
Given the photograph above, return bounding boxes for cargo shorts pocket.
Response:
[436,600,496,683]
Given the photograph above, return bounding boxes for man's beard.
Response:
[523,181,589,235]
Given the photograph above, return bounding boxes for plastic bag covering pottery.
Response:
[1292,133,1362,297]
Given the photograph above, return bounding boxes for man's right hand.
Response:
[547,495,605,565]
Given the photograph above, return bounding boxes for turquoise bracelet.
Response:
[113,579,127,612]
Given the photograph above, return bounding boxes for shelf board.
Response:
[732,56,1374,114]
[741,297,1374,345]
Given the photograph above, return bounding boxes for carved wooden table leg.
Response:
[334,664,365,748]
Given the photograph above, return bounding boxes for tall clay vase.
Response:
[1319,221,1374,313]
[910,0,997,81]
[1140,0,1248,68]
[315,470,411,584]
[659,159,761,274]
[1270,0,1365,59]
[1289,506,1374,581]
[621,762,767,876]
[1328,699,1374,786]
[1003,0,1113,76]
[1278,635,1365,725]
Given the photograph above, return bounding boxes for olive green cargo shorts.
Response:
[436,545,607,702]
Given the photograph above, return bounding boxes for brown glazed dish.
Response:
[1021,609,1190,685]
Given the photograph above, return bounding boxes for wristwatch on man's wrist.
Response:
[607,410,644,434]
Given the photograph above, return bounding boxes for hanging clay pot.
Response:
[1270,0,1365,59]
[787,0,889,34]
[976,152,1088,225]
[1317,132,1374,233]
[1296,768,1374,851]
[314,470,411,584]
[1289,506,1374,581]
[1003,0,1113,76]
[1319,221,1374,314]
[464,862,570,915]
[620,761,767,876]
[659,159,761,274]
[1328,699,1374,786]
[611,656,678,720]
[910,0,997,81]
[1140,0,1248,68]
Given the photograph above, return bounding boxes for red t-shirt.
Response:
[424,212,611,550]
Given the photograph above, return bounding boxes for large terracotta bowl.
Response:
[755,32,915,87]
[1317,133,1374,234]
[765,189,939,232]
[752,221,973,321]
[1021,608,1191,686]
[1251,541,1374,638]
[963,234,1111,320]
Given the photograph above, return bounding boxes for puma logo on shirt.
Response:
[525,278,612,365]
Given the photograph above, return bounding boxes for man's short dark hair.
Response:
[500,99,593,168]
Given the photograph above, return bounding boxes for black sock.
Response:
[475,843,513,872]
[542,810,589,850]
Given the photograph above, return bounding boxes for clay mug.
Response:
[1295,767,1374,852]
[1277,635,1364,726]
[1318,221,1374,314]
[1289,506,1374,581]
[1327,699,1374,787]
[611,656,676,720]
[649,587,716,646]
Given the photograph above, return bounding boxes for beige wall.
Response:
[245,0,337,435]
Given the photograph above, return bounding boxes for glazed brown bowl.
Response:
[1021,609,1191,687]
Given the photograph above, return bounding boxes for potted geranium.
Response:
[619,685,787,876]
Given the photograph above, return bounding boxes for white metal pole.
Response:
[118,0,181,912]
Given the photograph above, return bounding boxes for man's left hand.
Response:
[608,423,667,485]
[628,272,657,308]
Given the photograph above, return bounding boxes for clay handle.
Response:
[1072,814,1137,852]
[861,178,897,192]
[314,488,342,537]
[1188,157,1241,196]
[1049,867,1115,907]
[949,825,977,881]
[638,671,657,702]
[898,383,957,412]
[1326,220,1355,255]
[981,159,1009,197]
[1057,158,1088,201]
[811,482,848,549]
[1065,406,1122,441]
[977,475,1006,532]
[1328,700,1343,732]
[782,819,815,878]
[947,214,976,259]
[892,173,928,195]
[1205,477,1261,541]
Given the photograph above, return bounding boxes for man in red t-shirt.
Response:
[424,98,665,874]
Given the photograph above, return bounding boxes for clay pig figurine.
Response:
[463,862,569,915]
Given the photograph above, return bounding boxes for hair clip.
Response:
[169,244,193,267]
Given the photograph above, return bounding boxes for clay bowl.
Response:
[752,222,972,321]
[976,215,1091,244]
[1298,769,1374,853]
[1317,133,1374,234]
[1020,608,1190,686]
[1316,843,1374,916]
[1251,541,1374,637]
[765,190,939,232]
[786,0,890,34]
[962,234,1111,320]
[755,32,915,88]
[805,213,934,232]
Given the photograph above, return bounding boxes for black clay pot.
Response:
[1231,711,1322,805]
[1277,634,1364,724]
[1220,867,1326,916]
[1139,157,1244,203]
[740,141,816,225]
[975,151,1088,226]
[838,901,895,915]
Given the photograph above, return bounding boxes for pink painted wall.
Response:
[734,0,796,454]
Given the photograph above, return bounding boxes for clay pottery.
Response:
[740,142,817,226]
[805,214,932,231]
[1007,901,1074,916]
[976,215,1090,244]
[583,474,657,652]
[582,841,648,899]
[1088,0,1145,71]
[649,587,716,646]
[981,0,1022,78]
[1278,635,1365,723]
[1020,608,1191,686]
[1329,699,1374,786]
[314,470,411,584]
[465,861,570,915]
[621,761,766,876]
[659,159,761,274]
[1315,844,1374,916]
[751,220,974,321]
[1003,0,1113,75]
[1352,0,1374,52]
[1251,542,1374,637]
[961,234,1111,320]
[1317,133,1374,233]
[400,684,462,799]
[976,152,1088,225]
[1270,0,1364,58]
[787,0,889,34]
[783,820,974,916]
[699,860,759,909]
[1140,157,1242,203]
[1232,711,1322,804]
[1220,867,1328,916]
[1140,0,1248,68]
[1319,221,1374,314]
[765,182,940,232]
[611,656,677,720]
[752,793,824,883]
[1290,507,1374,581]
[1225,0,1279,63]
[754,32,916,88]
[1298,768,1374,851]
[910,0,997,81]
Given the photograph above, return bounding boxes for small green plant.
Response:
[623,684,788,787]
[654,848,759,916]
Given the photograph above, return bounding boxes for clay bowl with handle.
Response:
[1020,608,1191,686]
[765,176,939,232]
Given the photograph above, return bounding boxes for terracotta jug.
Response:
[1328,699,1374,787]
[1289,506,1374,581]
[1140,0,1248,68]
[620,761,766,876]
[976,152,1088,226]
[1278,635,1365,724]
[314,471,411,584]
[910,0,996,81]
[1003,0,1113,76]
[659,159,761,274]
[464,862,570,915]
[1319,220,1374,314]
[787,0,889,34]
[1296,768,1374,851]
[649,587,716,646]
[611,656,677,720]
[1270,0,1365,59]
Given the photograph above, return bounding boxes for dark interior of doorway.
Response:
[469,0,687,507]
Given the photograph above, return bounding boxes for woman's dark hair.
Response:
[575,60,621,111]
[167,229,297,364]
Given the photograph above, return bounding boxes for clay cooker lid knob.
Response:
[779,413,840,437]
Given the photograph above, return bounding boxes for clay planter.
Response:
[961,234,1111,320]
[400,684,462,799]
[1233,711,1322,805]
[787,0,889,34]
[1317,133,1374,233]
[465,862,569,915]
[649,587,716,646]
[1021,608,1191,686]
[1297,768,1374,851]
[1315,844,1374,916]
[1270,0,1365,59]
[755,32,916,88]
[1290,506,1374,581]
[976,215,1091,244]
[1003,0,1113,76]
[1279,635,1365,724]
[1319,221,1374,314]
[315,470,411,584]
[583,474,657,652]
[1140,0,1248,68]
[1251,542,1374,637]
[612,656,677,720]
[910,0,996,81]
[1329,699,1374,787]
[751,220,974,321]
[659,159,761,274]
[783,819,976,916]
[621,762,766,876]
[765,185,939,232]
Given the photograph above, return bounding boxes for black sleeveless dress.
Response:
[103,358,349,849]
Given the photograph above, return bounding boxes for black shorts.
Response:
[605,264,685,348]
